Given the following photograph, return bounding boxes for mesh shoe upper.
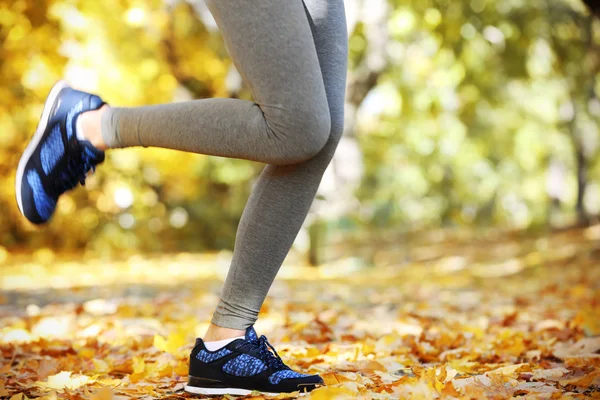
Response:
[40,125,65,175]
[26,170,57,222]
[17,83,106,224]
[222,353,268,377]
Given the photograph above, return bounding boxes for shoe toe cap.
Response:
[19,170,56,224]
[286,374,324,393]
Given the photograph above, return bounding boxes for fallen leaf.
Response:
[309,384,357,399]
[91,387,114,400]
[153,332,186,355]
[321,371,356,385]
[558,368,600,388]
[532,367,569,381]
[355,360,386,374]
[553,337,600,359]
[513,381,560,395]
[486,363,528,377]
[132,357,145,374]
[37,371,91,390]
[0,382,9,396]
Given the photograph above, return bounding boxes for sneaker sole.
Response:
[184,384,279,396]
[184,384,311,397]
[15,80,70,219]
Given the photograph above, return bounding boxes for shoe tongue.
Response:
[245,326,258,341]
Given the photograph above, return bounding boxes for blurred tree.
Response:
[0,0,66,248]
[307,0,390,265]
[353,0,600,239]
[1,0,599,262]
[582,0,600,16]
[544,2,599,224]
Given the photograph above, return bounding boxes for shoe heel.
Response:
[186,376,227,389]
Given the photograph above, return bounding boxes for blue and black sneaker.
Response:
[185,326,324,396]
[15,81,106,224]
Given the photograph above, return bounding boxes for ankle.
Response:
[203,323,245,342]
[80,105,109,151]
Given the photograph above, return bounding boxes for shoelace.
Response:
[50,147,97,197]
[240,335,285,370]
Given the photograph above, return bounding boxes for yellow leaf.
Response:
[92,359,110,373]
[502,336,526,357]
[96,378,122,387]
[153,332,186,355]
[434,379,444,393]
[309,385,356,400]
[129,372,145,384]
[78,348,95,359]
[361,341,376,355]
[462,325,485,340]
[132,357,145,374]
[174,361,188,377]
[38,371,90,390]
[573,307,600,336]
[305,347,321,358]
[487,363,528,377]
[158,363,173,378]
[321,372,354,385]
[449,360,479,374]
[434,367,446,393]
[382,333,401,345]
[90,387,114,400]
[9,394,23,400]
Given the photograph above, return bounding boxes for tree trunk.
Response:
[575,139,589,225]
[307,0,390,266]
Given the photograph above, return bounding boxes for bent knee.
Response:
[269,108,331,165]
[291,109,331,162]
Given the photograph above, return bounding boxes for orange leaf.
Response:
[157,363,173,378]
[90,387,114,400]
[356,360,386,373]
[321,372,354,385]
[0,382,9,396]
[559,369,600,388]
[441,381,461,397]
[174,361,188,377]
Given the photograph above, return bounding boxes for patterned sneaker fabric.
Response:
[187,326,323,394]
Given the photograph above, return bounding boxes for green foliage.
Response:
[355,0,599,231]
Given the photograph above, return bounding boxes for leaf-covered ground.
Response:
[1,227,599,399]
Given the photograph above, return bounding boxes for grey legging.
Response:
[101,0,348,329]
